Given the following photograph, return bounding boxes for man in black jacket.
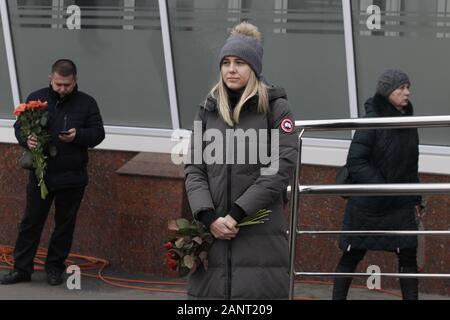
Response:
[1,59,105,286]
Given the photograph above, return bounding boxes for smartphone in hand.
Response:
[60,131,71,135]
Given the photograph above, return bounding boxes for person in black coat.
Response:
[332,70,424,300]
[1,59,105,286]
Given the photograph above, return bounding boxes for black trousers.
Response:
[332,247,418,300]
[13,177,85,275]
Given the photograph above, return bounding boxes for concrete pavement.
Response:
[0,270,448,300]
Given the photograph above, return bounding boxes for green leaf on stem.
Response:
[176,218,191,230]
[192,236,203,245]
[183,255,195,269]
[175,237,186,249]
[40,115,48,127]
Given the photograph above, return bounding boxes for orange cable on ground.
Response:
[1,244,403,299]
[0,245,186,295]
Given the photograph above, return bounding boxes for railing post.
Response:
[287,116,450,298]
[288,130,304,300]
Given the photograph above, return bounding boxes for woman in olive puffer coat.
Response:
[184,22,298,300]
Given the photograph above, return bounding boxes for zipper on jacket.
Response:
[53,100,67,133]
[227,240,232,300]
[226,163,232,300]
[63,114,68,131]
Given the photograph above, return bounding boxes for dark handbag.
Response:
[335,165,353,199]
[19,150,33,170]
[335,165,352,185]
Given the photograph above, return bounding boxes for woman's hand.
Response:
[210,215,239,240]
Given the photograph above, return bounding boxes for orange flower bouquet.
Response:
[14,100,50,199]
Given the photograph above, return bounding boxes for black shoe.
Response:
[46,270,63,286]
[399,266,419,300]
[1,270,31,285]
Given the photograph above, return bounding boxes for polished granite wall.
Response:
[294,165,450,297]
[0,145,188,276]
[0,143,449,296]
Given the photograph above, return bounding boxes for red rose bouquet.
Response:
[164,209,271,277]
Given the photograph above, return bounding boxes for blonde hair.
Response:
[210,22,268,127]
[210,72,269,127]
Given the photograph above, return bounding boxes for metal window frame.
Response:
[0,1,20,107]
[342,0,359,119]
[1,0,450,168]
[159,0,180,130]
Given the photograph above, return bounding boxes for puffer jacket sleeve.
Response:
[346,129,385,183]
[72,98,105,148]
[184,107,215,218]
[234,98,298,216]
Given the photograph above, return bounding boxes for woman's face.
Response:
[221,56,252,91]
[389,83,410,109]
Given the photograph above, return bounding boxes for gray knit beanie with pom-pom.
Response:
[219,22,264,77]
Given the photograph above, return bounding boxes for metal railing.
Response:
[288,115,450,300]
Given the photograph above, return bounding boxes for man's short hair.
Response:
[51,59,77,77]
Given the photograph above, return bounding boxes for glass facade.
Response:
[7,0,171,128]
[170,0,351,139]
[352,0,450,146]
[0,0,449,148]
[0,13,14,119]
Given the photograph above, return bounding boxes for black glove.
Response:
[229,203,246,224]
[197,209,216,229]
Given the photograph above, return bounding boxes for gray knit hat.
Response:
[219,33,263,77]
[376,69,410,97]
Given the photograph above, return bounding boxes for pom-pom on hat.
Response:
[219,22,263,77]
